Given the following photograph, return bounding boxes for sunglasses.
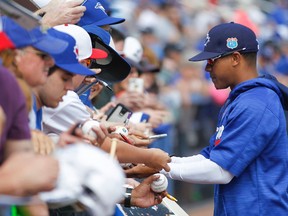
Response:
[207,48,246,66]
[23,49,52,61]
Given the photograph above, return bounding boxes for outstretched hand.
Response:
[131,175,167,208]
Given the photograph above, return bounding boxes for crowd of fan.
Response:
[0,0,287,215]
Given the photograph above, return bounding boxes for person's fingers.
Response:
[39,137,46,156]
[31,132,39,153]
[163,164,171,172]
[72,127,83,138]
[143,174,159,185]
[37,135,43,154]
[161,191,168,197]
[45,142,51,155]
[83,76,96,83]
[50,141,55,154]
[46,140,54,155]
[70,6,86,14]
[154,194,163,204]
[91,126,104,139]
[70,122,83,136]
[70,17,82,24]
[91,68,101,74]
[109,133,121,140]
[35,132,45,155]
[99,124,109,136]
[33,139,39,154]
[39,134,48,154]
[66,0,85,8]
[129,129,149,139]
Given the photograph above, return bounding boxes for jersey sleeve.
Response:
[209,96,279,177]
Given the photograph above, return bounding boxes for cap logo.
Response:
[204,33,210,47]
[74,46,79,60]
[95,2,107,15]
[226,38,238,49]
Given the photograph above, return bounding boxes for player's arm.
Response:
[170,154,207,163]
[161,155,234,184]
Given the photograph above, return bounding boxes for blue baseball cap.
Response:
[81,25,131,83]
[47,29,95,76]
[78,0,125,27]
[0,16,68,54]
[189,22,259,61]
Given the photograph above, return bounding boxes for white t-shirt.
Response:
[42,90,91,136]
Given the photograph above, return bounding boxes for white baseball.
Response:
[113,126,129,136]
[151,174,168,193]
[81,120,100,139]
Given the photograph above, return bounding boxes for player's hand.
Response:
[145,148,171,172]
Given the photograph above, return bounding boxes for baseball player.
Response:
[161,22,288,215]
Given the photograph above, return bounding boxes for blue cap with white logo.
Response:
[47,29,95,76]
[189,22,259,61]
[78,0,125,27]
[0,16,68,54]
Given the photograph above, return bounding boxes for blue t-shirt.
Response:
[201,76,288,215]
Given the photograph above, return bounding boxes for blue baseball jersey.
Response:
[201,76,288,215]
